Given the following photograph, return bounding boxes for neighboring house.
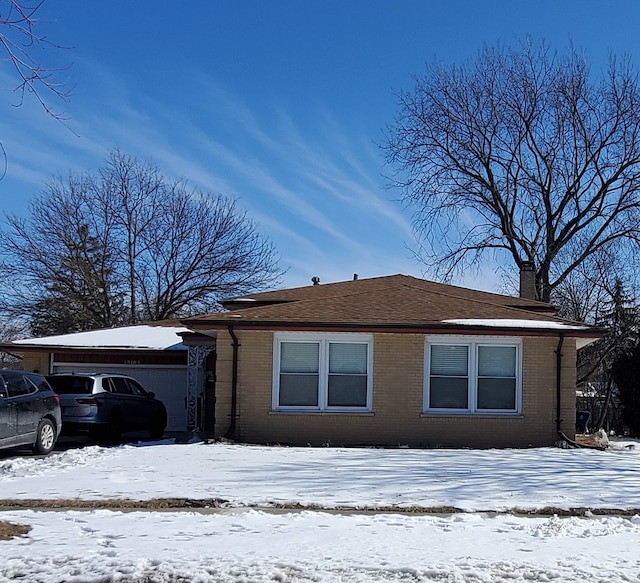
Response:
[3,322,193,432]
[182,273,602,448]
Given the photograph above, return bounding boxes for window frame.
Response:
[424,336,522,415]
[273,332,373,412]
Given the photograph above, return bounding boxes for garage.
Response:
[4,323,193,434]
[52,364,187,432]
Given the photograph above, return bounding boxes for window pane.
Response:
[431,345,468,376]
[6,376,33,397]
[329,343,367,374]
[280,342,319,373]
[429,377,468,408]
[47,376,93,394]
[328,375,367,407]
[126,379,147,396]
[478,378,516,409]
[279,374,319,406]
[478,346,516,377]
[111,377,132,394]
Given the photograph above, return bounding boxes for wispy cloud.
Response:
[1,60,426,287]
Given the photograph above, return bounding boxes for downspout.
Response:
[224,325,240,439]
[555,332,565,435]
[554,333,606,450]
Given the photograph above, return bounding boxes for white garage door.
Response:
[52,364,188,432]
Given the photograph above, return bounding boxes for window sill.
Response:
[421,412,523,419]
[270,410,374,416]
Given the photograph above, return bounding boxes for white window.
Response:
[424,338,521,414]
[273,333,372,411]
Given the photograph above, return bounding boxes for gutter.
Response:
[224,326,240,439]
[182,321,602,341]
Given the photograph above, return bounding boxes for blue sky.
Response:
[1,0,639,291]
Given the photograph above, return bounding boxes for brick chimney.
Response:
[519,261,536,300]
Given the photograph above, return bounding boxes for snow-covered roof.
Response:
[12,325,190,351]
[441,319,598,349]
[442,319,590,331]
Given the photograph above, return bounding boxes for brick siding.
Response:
[211,330,577,448]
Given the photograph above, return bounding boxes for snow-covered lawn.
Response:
[1,439,639,582]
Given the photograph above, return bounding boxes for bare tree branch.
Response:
[386,40,640,302]
[0,0,70,177]
[0,150,284,334]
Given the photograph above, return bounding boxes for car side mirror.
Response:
[147,391,156,398]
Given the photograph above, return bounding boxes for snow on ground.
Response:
[2,509,639,582]
[2,439,640,510]
[1,439,640,582]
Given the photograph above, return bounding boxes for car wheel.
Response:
[149,410,167,439]
[33,419,56,455]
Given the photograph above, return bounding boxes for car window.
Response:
[102,378,115,393]
[47,376,94,395]
[6,374,36,398]
[25,373,52,392]
[0,376,7,399]
[127,379,148,396]
[110,377,132,395]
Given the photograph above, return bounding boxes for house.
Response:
[182,273,602,448]
[4,322,194,432]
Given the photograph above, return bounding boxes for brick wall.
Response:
[213,330,577,448]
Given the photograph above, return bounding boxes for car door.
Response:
[6,374,40,437]
[109,377,151,430]
[0,375,17,443]
[125,378,156,427]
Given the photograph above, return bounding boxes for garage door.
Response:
[52,364,188,432]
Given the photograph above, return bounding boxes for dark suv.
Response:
[0,370,62,455]
[46,373,167,442]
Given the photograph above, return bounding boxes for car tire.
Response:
[33,419,57,455]
[149,410,167,439]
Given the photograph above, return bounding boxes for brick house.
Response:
[183,273,602,448]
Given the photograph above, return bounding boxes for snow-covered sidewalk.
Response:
[1,439,639,582]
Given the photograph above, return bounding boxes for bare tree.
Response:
[553,250,619,323]
[97,150,165,323]
[0,171,126,332]
[0,150,284,334]
[386,40,640,303]
[1,0,69,176]
[135,186,283,321]
[0,317,27,367]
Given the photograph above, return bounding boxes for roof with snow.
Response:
[10,324,189,351]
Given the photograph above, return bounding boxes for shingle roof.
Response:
[221,274,556,313]
[183,275,602,340]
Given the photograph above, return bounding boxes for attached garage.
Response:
[52,364,187,432]
[4,323,193,434]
